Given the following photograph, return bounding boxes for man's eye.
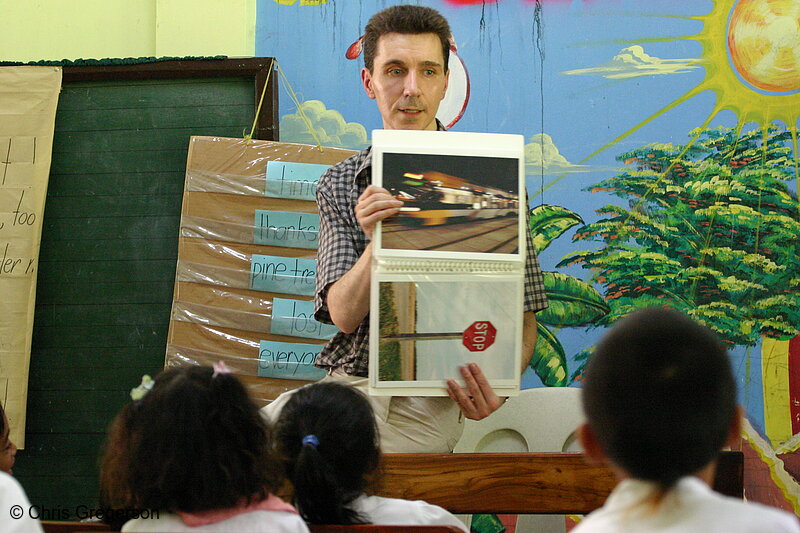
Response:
[388,68,403,75]
[424,69,436,76]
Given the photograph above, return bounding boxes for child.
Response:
[574,307,800,532]
[275,381,468,531]
[100,364,309,532]
[0,401,17,474]
[0,402,42,533]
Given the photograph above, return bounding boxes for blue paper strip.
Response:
[271,297,338,340]
[253,210,319,249]
[265,161,331,201]
[249,255,316,296]
[258,340,327,380]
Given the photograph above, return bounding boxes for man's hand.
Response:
[446,362,506,420]
[356,185,403,239]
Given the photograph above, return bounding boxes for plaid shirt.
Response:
[314,138,549,377]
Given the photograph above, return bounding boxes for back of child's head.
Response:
[582,307,737,490]
[100,365,281,513]
[275,381,380,524]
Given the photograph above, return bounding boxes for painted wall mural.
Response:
[256,0,800,515]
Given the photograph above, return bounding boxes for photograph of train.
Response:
[380,152,522,254]
[375,278,520,385]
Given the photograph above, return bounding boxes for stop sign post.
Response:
[381,320,497,352]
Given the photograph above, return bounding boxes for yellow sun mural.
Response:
[729,0,800,92]
[558,0,799,194]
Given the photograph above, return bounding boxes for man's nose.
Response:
[403,71,422,97]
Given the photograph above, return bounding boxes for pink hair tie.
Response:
[212,361,232,377]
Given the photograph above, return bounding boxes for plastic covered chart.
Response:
[165,136,354,406]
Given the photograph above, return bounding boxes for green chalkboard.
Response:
[16,58,277,514]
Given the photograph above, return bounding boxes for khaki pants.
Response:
[262,370,464,453]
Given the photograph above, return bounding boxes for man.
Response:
[270,5,548,452]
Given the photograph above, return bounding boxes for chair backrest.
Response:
[454,387,584,453]
[44,452,743,530]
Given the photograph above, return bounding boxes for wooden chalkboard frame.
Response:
[61,58,279,140]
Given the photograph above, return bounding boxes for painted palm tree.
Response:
[527,204,610,386]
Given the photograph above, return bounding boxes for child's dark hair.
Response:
[582,307,737,493]
[275,382,380,525]
[100,366,282,514]
[363,5,451,72]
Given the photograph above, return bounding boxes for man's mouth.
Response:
[399,108,423,114]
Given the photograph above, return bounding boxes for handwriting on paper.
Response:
[271,297,338,339]
[265,161,330,201]
[253,210,320,249]
[0,188,39,277]
[258,340,327,380]
[250,255,316,296]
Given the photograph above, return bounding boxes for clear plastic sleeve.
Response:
[165,136,355,406]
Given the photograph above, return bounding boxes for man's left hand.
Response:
[446,362,506,420]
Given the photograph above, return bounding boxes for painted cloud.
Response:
[562,45,699,79]
[525,133,586,175]
[280,100,368,149]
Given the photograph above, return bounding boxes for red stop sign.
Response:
[462,321,496,352]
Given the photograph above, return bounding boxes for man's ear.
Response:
[578,423,607,465]
[726,406,744,448]
[362,67,376,100]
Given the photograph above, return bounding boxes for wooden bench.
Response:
[40,523,461,533]
[43,451,743,532]
[372,451,743,515]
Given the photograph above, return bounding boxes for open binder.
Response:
[369,130,525,396]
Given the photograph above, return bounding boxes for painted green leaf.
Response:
[470,513,506,533]
[530,323,568,387]
[536,272,610,327]
[570,346,595,383]
[529,204,583,253]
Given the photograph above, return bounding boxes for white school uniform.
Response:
[0,472,44,533]
[572,476,800,533]
[349,494,469,532]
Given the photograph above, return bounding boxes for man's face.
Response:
[362,32,449,131]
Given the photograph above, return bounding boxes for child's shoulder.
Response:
[572,477,800,533]
[351,494,468,532]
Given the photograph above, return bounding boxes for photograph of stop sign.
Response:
[462,321,496,352]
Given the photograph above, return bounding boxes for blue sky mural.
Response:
[255,3,800,498]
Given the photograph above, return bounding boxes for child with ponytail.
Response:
[275,381,467,530]
[100,364,309,532]
[574,308,799,532]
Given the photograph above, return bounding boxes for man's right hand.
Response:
[356,185,403,239]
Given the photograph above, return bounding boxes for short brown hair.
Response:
[582,308,736,491]
[363,5,451,72]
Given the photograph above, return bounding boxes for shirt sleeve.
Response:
[523,207,549,313]
[313,169,361,325]
[414,501,469,532]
